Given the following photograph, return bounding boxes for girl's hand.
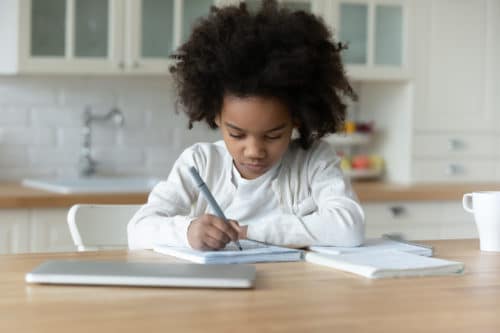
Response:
[230,222,247,240]
[187,214,240,250]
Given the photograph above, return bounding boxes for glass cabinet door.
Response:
[245,0,312,14]
[339,3,368,65]
[31,0,66,57]
[141,0,175,58]
[280,0,312,12]
[374,4,403,66]
[181,0,214,44]
[74,0,109,58]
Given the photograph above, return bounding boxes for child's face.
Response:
[216,95,295,179]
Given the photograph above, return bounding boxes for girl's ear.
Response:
[291,119,301,140]
[215,114,221,127]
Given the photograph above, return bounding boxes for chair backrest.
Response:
[67,204,141,251]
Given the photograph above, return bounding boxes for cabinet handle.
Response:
[118,61,125,69]
[389,206,405,217]
[448,138,463,151]
[446,163,464,175]
[133,61,140,68]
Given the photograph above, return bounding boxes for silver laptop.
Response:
[26,260,256,289]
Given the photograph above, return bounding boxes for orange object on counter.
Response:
[344,121,356,134]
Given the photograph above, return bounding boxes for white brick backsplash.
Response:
[118,107,148,129]
[57,77,118,106]
[0,77,57,105]
[29,147,79,167]
[117,127,174,146]
[91,126,120,146]
[0,168,55,181]
[0,146,29,166]
[0,106,29,125]
[146,106,186,129]
[56,127,82,147]
[146,146,184,172]
[30,106,80,126]
[0,76,215,180]
[117,77,175,108]
[0,127,56,145]
[93,147,145,169]
[173,125,221,147]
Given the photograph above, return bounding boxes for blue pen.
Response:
[188,166,243,251]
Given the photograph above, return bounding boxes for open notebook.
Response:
[305,250,464,279]
[309,237,434,257]
[154,239,303,264]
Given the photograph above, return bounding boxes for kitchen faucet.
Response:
[79,106,125,177]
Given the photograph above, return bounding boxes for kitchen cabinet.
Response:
[0,208,74,254]
[328,0,412,81]
[0,203,475,254]
[410,0,500,182]
[363,201,477,240]
[413,0,493,132]
[0,0,218,74]
[0,0,411,78]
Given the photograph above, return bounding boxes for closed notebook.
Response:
[154,239,303,264]
[309,238,433,257]
[304,250,464,279]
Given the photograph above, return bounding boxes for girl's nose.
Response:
[244,139,266,159]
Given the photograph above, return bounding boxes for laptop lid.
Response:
[26,260,256,289]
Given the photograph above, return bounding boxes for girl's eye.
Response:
[229,133,244,139]
[265,135,282,140]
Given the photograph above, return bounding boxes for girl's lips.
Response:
[241,163,268,173]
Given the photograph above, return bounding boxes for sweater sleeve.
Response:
[127,147,202,249]
[246,143,365,248]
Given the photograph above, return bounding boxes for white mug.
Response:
[463,191,500,252]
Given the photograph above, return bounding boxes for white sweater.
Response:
[127,140,365,249]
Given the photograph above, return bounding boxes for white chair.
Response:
[67,204,142,251]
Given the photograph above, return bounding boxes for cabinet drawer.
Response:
[363,202,442,240]
[362,201,478,240]
[412,160,496,182]
[363,202,443,226]
[413,134,497,157]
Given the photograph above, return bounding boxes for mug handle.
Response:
[462,193,474,213]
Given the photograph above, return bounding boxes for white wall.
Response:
[350,81,413,183]
[0,76,221,180]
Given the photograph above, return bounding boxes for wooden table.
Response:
[1,239,499,333]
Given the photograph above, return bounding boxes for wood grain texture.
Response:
[353,182,500,202]
[0,239,499,333]
[1,182,500,208]
[0,183,148,208]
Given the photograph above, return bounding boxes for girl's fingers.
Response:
[205,226,230,244]
[203,235,227,250]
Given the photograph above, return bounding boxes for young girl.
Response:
[128,0,365,251]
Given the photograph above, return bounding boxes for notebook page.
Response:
[154,239,303,264]
[309,238,433,257]
[305,250,464,279]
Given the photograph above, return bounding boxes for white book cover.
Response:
[154,239,303,264]
[304,250,464,279]
[309,238,433,257]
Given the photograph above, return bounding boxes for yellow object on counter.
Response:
[369,155,384,170]
[340,157,352,171]
[344,121,356,134]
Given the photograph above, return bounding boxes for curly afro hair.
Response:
[170,0,356,149]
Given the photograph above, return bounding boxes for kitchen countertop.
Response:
[0,183,148,209]
[0,182,499,209]
[352,182,500,202]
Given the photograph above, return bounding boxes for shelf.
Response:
[344,168,383,180]
[324,133,373,146]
